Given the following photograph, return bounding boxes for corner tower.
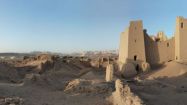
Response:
[175,16,187,62]
[118,20,146,70]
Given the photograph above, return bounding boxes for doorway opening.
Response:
[136,64,140,72]
[134,55,137,61]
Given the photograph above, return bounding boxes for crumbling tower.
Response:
[118,20,147,73]
[175,16,187,62]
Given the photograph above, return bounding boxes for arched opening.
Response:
[134,55,137,61]
[176,56,178,60]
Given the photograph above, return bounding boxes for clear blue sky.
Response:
[0,0,186,53]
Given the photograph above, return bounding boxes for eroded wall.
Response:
[175,17,187,62]
[145,32,175,65]
[144,33,159,64]
[118,29,129,64]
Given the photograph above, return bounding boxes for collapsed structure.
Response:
[118,16,187,73]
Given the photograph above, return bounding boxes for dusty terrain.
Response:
[0,54,187,105]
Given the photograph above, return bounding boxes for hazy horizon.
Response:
[0,49,118,54]
[0,0,187,53]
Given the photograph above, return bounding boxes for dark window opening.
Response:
[176,56,178,60]
[181,22,183,28]
[136,64,140,72]
[135,39,136,42]
[134,55,137,61]
[167,43,169,47]
[155,38,160,42]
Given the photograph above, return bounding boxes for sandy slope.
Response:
[131,61,187,105]
[146,61,187,78]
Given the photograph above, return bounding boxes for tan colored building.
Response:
[119,16,187,72]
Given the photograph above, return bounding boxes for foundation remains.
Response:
[111,79,144,105]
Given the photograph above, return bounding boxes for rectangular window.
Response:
[181,22,183,28]
[167,43,169,47]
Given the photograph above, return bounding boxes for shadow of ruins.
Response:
[15,65,39,78]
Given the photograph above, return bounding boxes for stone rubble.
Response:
[0,97,24,105]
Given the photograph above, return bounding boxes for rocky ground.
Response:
[0,54,187,105]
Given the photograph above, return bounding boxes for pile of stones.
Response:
[0,97,24,105]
